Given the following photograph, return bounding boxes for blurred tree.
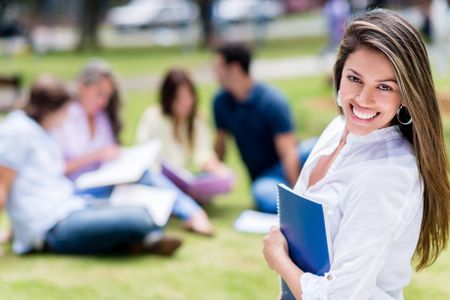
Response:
[0,0,6,21]
[77,0,105,51]
[195,0,214,48]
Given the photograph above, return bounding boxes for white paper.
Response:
[110,184,176,227]
[234,209,279,234]
[75,140,161,189]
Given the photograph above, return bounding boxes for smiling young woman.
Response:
[263,9,450,300]
[338,47,403,136]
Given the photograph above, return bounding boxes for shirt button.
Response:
[326,274,333,281]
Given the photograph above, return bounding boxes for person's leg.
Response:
[75,185,114,200]
[139,171,213,236]
[251,174,287,214]
[45,206,163,255]
[251,137,318,213]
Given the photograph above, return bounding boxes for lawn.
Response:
[1,39,450,299]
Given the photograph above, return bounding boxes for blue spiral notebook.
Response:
[277,184,333,300]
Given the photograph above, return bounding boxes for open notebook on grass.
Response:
[233,209,278,234]
[110,184,176,227]
[75,140,161,189]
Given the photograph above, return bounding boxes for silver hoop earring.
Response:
[336,91,343,107]
[396,105,412,125]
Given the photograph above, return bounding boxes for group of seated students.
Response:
[0,43,311,257]
[51,60,226,237]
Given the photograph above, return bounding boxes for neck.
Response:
[39,117,53,130]
[230,76,253,101]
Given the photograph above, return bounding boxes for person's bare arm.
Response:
[214,129,228,162]
[0,166,15,255]
[264,226,304,300]
[65,144,121,176]
[274,132,300,187]
[0,166,15,210]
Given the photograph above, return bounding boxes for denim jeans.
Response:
[45,206,160,255]
[76,170,201,221]
[251,137,318,214]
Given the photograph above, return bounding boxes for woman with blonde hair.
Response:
[263,9,450,299]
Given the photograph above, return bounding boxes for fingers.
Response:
[269,225,279,233]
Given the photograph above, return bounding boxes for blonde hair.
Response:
[333,9,450,270]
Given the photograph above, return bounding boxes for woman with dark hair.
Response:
[0,75,181,256]
[263,9,450,299]
[52,60,122,181]
[137,68,229,174]
[136,68,230,236]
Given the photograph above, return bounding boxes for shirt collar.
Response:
[345,124,402,145]
[13,110,49,137]
[228,82,260,106]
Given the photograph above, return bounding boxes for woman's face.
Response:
[171,84,195,120]
[339,47,403,136]
[79,77,114,116]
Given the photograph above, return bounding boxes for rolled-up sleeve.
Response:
[300,166,419,300]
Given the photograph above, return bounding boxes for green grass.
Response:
[0,35,327,86]
[1,42,450,299]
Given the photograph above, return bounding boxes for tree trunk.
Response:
[76,0,104,51]
[195,0,214,48]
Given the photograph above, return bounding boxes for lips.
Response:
[351,104,379,120]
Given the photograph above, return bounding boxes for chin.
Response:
[345,121,378,136]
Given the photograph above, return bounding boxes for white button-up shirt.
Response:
[0,111,85,254]
[294,116,423,300]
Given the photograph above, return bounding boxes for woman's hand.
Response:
[203,158,232,176]
[263,226,290,273]
[97,144,121,162]
[264,226,304,299]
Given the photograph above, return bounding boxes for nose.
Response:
[355,86,374,107]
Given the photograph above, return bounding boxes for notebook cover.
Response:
[161,162,233,198]
[277,184,332,300]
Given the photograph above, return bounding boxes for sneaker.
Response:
[140,235,183,256]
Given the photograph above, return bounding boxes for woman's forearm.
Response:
[278,258,304,300]
[65,151,100,175]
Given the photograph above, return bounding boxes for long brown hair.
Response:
[159,68,198,149]
[334,9,450,270]
[78,60,122,142]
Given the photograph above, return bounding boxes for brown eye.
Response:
[378,84,392,91]
[347,75,361,83]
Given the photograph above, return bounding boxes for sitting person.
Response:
[51,59,122,183]
[52,61,213,236]
[136,68,233,201]
[212,43,316,214]
[0,75,181,256]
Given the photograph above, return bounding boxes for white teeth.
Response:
[352,107,377,119]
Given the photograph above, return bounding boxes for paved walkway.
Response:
[120,52,336,92]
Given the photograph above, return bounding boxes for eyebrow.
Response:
[347,68,398,84]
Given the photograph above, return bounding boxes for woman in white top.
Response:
[137,68,230,174]
[263,9,450,300]
[137,69,232,236]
